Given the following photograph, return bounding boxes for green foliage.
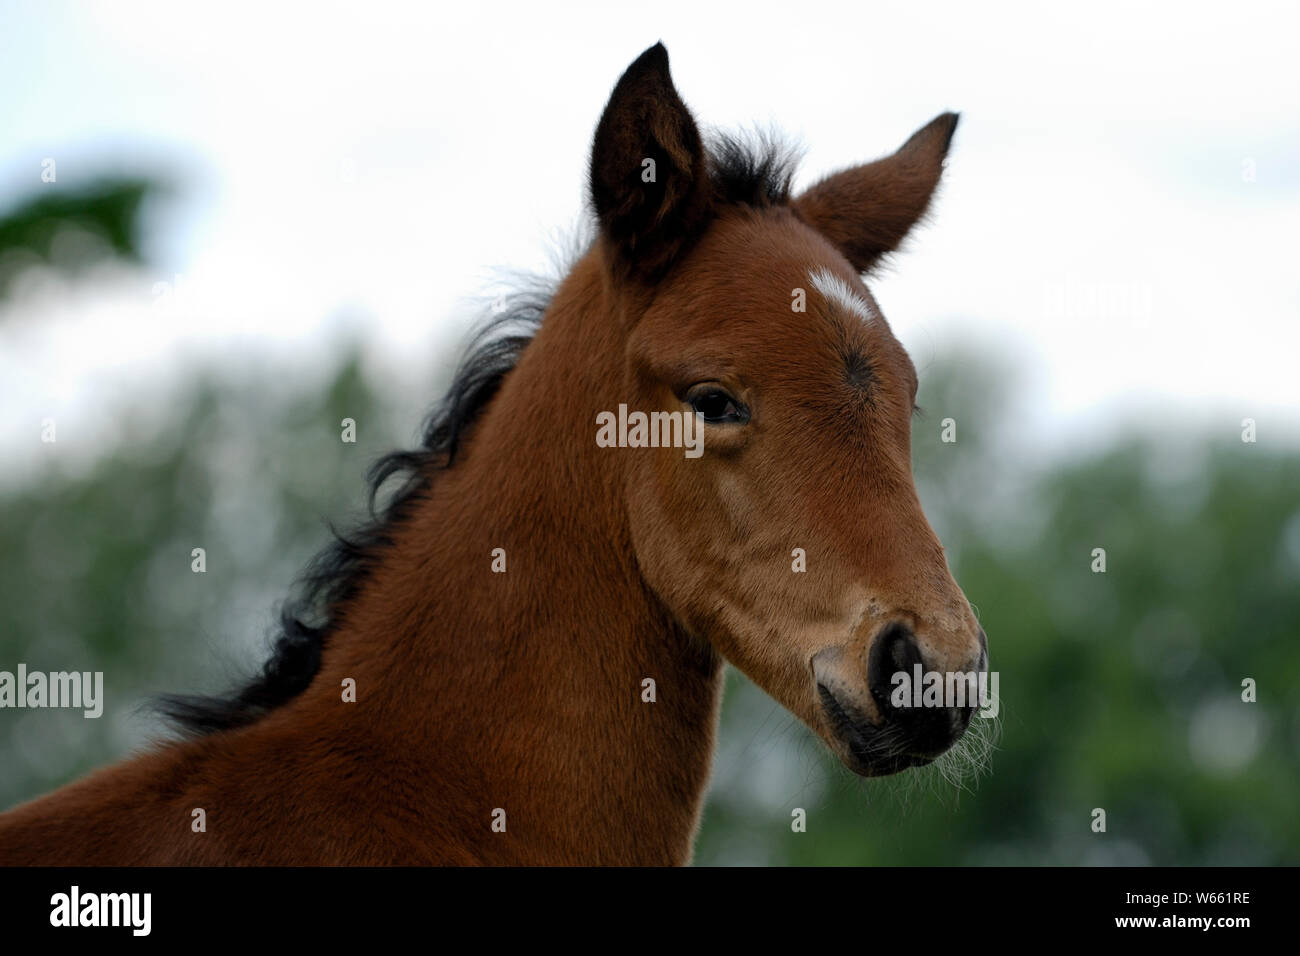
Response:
[0,352,411,810]
[0,178,159,299]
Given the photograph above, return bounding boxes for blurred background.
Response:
[1,2,1297,864]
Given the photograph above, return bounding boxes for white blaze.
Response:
[808,266,877,324]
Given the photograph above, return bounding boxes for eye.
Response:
[686,385,750,425]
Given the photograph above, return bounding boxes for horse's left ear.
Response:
[793,112,959,273]
[589,43,712,280]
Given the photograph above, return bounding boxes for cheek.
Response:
[624,456,717,595]
[623,455,756,639]
[712,469,756,536]
[623,458,822,629]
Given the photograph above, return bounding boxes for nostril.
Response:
[867,622,923,715]
[867,621,975,758]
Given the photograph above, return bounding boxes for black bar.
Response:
[0,865,1283,941]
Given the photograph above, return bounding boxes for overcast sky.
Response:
[2,0,1297,481]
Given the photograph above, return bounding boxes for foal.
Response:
[0,43,986,865]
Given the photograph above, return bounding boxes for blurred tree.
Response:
[0,177,160,300]
[0,350,412,810]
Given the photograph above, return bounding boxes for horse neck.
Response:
[299,251,724,863]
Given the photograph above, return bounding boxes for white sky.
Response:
[2,0,1298,482]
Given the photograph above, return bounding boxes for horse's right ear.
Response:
[793,112,959,274]
[589,43,712,280]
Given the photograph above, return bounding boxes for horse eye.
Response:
[687,386,750,425]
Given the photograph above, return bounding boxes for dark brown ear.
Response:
[793,112,958,273]
[589,43,712,280]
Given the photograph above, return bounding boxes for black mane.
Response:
[155,282,552,735]
[157,136,797,736]
[707,130,799,207]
